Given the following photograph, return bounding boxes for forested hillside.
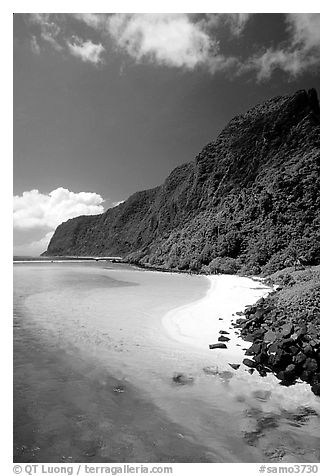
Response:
[44,89,319,276]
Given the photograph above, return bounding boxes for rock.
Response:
[285,364,296,376]
[254,352,268,365]
[219,330,230,335]
[264,330,277,343]
[289,345,300,355]
[236,311,244,316]
[303,358,318,372]
[218,335,230,342]
[268,342,279,353]
[229,363,240,370]
[276,371,293,384]
[311,383,320,396]
[245,343,261,355]
[209,343,227,349]
[243,358,257,368]
[265,448,286,461]
[281,324,294,338]
[113,386,125,393]
[203,366,219,375]
[172,373,194,385]
[293,352,306,365]
[247,368,255,374]
[272,349,292,369]
[219,371,234,380]
[280,337,294,349]
[303,344,313,356]
[252,329,265,341]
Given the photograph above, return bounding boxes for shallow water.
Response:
[13,262,319,463]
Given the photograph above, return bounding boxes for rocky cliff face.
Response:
[44,89,320,275]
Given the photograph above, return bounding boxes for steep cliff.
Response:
[44,89,320,275]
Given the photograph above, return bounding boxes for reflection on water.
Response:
[14,262,319,463]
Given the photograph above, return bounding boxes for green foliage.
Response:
[45,89,319,277]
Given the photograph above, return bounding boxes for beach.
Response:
[14,262,319,463]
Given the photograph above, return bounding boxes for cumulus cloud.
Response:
[14,231,55,256]
[107,13,228,72]
[14,188,105,255]
[26,13,319,79]
[14,188,104,231]
[246,13,319,80]
[67,36,105,64]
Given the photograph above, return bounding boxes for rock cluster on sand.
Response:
[234,267,320,395]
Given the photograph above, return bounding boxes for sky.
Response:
[13,12,320,255]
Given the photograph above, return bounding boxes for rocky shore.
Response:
[231,266,320,395]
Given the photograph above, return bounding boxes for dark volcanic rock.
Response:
[233,266,319,395]
[209,343,227,349]
[243,358,257,368]
[229,363,241,370]
[218,335,230,342]
[172,373,194,385]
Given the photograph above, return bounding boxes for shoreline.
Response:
[162,274,273,354]
[162,272,320,408]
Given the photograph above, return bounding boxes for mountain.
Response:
[43,89,320,276]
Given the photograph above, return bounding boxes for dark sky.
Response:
[13,13,320,254]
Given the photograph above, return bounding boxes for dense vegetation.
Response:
[44,89,320,276]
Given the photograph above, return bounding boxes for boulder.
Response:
[254,352,268,365]
[281,323,294,338]
[218,335,230,342]
[209,343,227,349]
[303,344,313,356]
[285,364,296,376]
[293,352,306,365]
[249,342,262,354]
[252,329,265,341]
[228,363,240,370]
[243,358,257,368]
[172,373,194,385]
[303,358,318,372]
[264,330,277,343]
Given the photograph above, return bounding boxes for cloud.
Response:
[245,13,319,80]
[223,13,252,36]
[30,35,41,54]
[67,36,105,64]
[14,231,54,256]
[71,13,107,29]
[14,188,104,231]
[29,13,63,51]
[107,13,226,72]
[26,13,319,79]
[287,13,320,51]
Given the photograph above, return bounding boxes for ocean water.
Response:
[13,262,319,463]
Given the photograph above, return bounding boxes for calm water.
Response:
[14,262,320,463]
